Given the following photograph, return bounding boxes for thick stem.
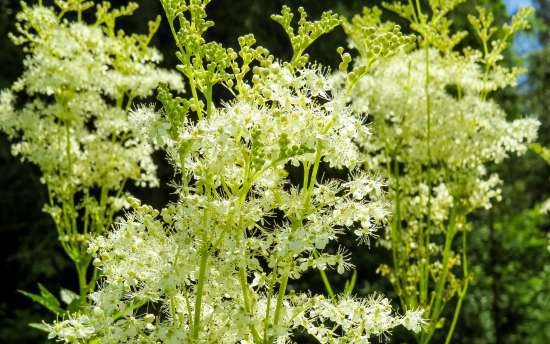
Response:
[444,230,469,344]
[190,81,203,119]
[77,264,88,306]
[192,250,209,341]
[205,84,214,118]
[272,272,289,328]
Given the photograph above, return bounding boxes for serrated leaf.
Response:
[19,284,63,315]
[38,283,61,308]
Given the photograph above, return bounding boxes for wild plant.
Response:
[0,0,181,313]
[2,0,539,342]
[43,0,425,343]
[340,1,540,343]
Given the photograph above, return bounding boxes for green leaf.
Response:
[19,283,63,315]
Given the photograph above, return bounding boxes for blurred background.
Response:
[0,0,548,342]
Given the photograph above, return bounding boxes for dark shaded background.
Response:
[0,0,548,343]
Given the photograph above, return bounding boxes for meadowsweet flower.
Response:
[44,2,424,343]
[342,2,539,342]
[402,309,426,333]
[1,0,182,308]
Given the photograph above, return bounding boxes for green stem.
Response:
[182,287,194,331]
[125,94,135,112]
[205,84,214,118]
[238,267,262,343]
[312,250,335,300]
[420,41,432,308]
[422,211,457,344]
[272,271,289,328]
[306,147,339,301]
[414,0,423,23]
[76,264,88,306]
[116,90,124,108]
[481,39,491,101]
[303,148,322,208]
[63,117,87,290]
[192,250,209,341]
[64,121,73,178]
[319,268,336,300]
[263,273,277,344]
[190,80,203,119]
[407,0,419,24]
[230,176,262,343]
[388,156,405,305]
[444,230,469,344]
[445,283,468,344]
[165,18,203,119]
[88,267,99,292]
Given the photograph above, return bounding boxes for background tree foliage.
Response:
[0,0,548,343]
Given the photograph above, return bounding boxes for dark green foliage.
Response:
[459,208,550,344]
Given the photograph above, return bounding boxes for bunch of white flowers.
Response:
[45,1,425,343]
[4,0,541,343]
[341,1,539,343]
[0,0,181,305]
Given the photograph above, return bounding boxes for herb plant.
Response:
[43,0,425,342]
[0,0,541,343]
[0,0,181,312]
[342,1,539,343]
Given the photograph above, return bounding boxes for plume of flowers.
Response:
[339,1,539,343]
[45,1,424,343]
[0,0,182,306]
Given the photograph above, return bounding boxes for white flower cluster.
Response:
[1,3,182,188]
[0,2,182,230]
[0,0,182,303]
[342,4,540,339]
[298,295,425,343]
[351,49,539,224]
[47,56,422,343]
[5,0,542,343]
